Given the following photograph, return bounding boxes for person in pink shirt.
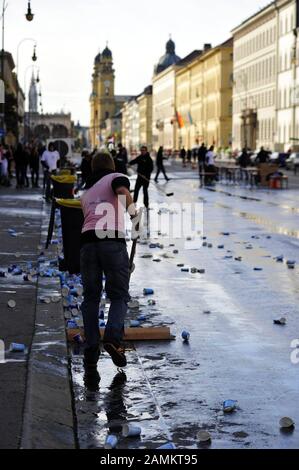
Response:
[80,152,138,370]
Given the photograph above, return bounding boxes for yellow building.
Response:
[175,39,233,150]
[90,46,133,148]
[137,86,152,147]
[121,86,153,152]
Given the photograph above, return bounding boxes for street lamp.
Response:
[32,44,37,62]
[25,1,34,22]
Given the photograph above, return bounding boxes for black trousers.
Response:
[31,167,39,187]
[16,164,26,187]
[155,164,168,182]
[134,177,150,208]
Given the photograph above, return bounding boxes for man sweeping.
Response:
[80,152,138,370]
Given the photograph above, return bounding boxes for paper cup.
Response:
[280,417,295,429]
[104,435,118,449]
[197,431,212,443]
[122,424,142,438]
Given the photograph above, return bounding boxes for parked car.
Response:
[286,153,299,172]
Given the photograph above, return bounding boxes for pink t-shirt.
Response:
[81,173,129,237]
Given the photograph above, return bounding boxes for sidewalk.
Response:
[0,185,75,449]
[0,186,44,449]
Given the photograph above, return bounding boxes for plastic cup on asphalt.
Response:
[8,300,16,309]
[182,330,190,342]
[274,317,287,326]
[10,343,26,353]
[122,424,142,438]
[197,431,212,443]
[105,435,118,449]
[279,417,295,429]
[143,288,154,296]
[223,400,238,413]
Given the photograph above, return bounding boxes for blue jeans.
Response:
[80,241,130,349]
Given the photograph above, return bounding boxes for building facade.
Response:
[137,85,153,147]
[175,41,233,150]
[232,0,299,152]
[121,98,139,151]
[0,51,25,145]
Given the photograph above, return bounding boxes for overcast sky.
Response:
[6,0,270,126]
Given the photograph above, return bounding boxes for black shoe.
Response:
[84,369,101,392]
[84,346,100,369]
[104,343,127,368]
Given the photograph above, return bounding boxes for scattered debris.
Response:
[105,435,118,449]
[9,343,26,352]
[274,317,287,326]
[197,431,212,443]
[182,330,190,342]
[279,417,295,430]
[223,400,238,413]
[122,424,142,438]
[143,288,154,296]
[7,300,16,309]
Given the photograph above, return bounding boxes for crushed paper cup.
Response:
[197,431,212,443]
[280,417,295,429]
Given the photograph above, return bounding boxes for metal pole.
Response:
[0,1,6,140]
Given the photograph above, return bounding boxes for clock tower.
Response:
[90,44,116,147]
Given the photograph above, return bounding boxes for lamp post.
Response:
[25,1,34,22]
[0,1,35,141]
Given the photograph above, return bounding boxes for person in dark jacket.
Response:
[197,143,207,184]
[80,150,92,186]
[256,147,270,164]
[238,148,251,169]
[23,144,30,188]
[129,146,154,208]
[154,146,169,183]
[180,147,186,167]
[14,143,26,189]
[29,145,40,188]
[112,148,128,175]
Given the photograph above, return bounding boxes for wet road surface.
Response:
[71,168,299,449]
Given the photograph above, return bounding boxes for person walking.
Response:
[80,150,92,187]
[23,144,31,188]
[129,146,154,209]
[154,146,169,183]
[205,145,217,186]
[180,147,186,167]
[187,149,192,166]
[41,142,60,201]
[80,152,138,369]
[29,145,40,188]
[198,143,207,184]
[14,143,26,189]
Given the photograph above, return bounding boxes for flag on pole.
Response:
[176,110,185,129]
[188,112,193,125]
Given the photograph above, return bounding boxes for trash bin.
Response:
[51,175,77,199]
[56,199,84,274]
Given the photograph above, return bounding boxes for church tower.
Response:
[29,73,38,114]
[90,45,116,148]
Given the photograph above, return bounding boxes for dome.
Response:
[102,46,112,59]
[94,52,101,64]
[155,38,181,75]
